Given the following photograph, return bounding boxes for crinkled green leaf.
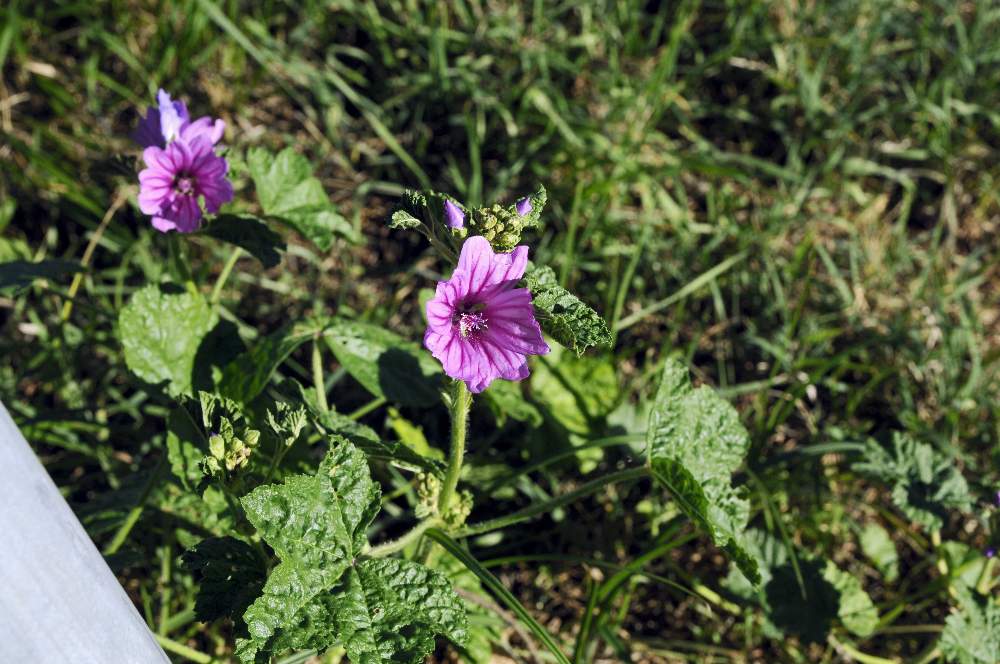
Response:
[940,587,1000,664]
[239,439,378,661]
[388,190,452,235]
[859,523,899,582]
[324,319,444,407]
[646,359,759,584]
[524,264,612,356]
[238,439,465,663]
[247,147,359,250]
[0,259,83,292]
[268,558,467,663]
[218,318,331,403]
[389,208,422,230]
[854,433,973,530]
[182,536,266,622]
[203,214,285,268]
[119,284,217,396]
[265,401,308,448]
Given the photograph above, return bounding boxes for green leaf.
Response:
[238,439,465,663]
[218,318,330,403]
[524,264,612,356]
[387,407,441,460]
[269,558,467,663]
[823,560,879,638]
[119,284,217,396]
[728,530,877,643]
[203,214,285,268]
[859,523,899,582]
[646,359,759,584]
[481,379,542,427]
[239,439,376,660]
[182,536,266,622]
[247,147,359,250]
[854,433,973,530]
[530,350,619,472]
[265,401,308,448]
[939,541,988,591]
[324,319,444,407]
[940,587,1000,664]
[0,259,83,292]
[166,403,209,490]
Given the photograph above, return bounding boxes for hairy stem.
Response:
[311,337,329,412]
[437,380,471,515]
[367,519,435,558]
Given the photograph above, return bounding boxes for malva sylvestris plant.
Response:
[104,89,768,663]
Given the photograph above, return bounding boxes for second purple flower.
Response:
[424,236,549,393]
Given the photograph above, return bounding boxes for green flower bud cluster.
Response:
[442,490,474,528]
[415,472,441,519]
[466,203,526,252]
[204,416,261,474]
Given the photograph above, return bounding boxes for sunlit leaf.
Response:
[646,359,759,583]
[119,284,217,396]
[524,264,612,356]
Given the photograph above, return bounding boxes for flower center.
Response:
[457,311,488,339]
[174,174,196,196]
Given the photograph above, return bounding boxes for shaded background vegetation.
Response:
[1,0,999,662]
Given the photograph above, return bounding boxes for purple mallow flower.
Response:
[444,200,465,229]
[424,236,549,393]
[515,197,532,216]
[138,137,233,233]
[132,89,225,149]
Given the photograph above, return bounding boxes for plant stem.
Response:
[311,337,328,412]
[347,395,386,420]
[458,466,649,537]
[438,380,471,515]
[154,634,212,664]
[367,519,435,557]
[210,246,243,305]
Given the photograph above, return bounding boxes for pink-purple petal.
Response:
[423,235,549,392]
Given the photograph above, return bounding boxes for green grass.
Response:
[2,0,999,662]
